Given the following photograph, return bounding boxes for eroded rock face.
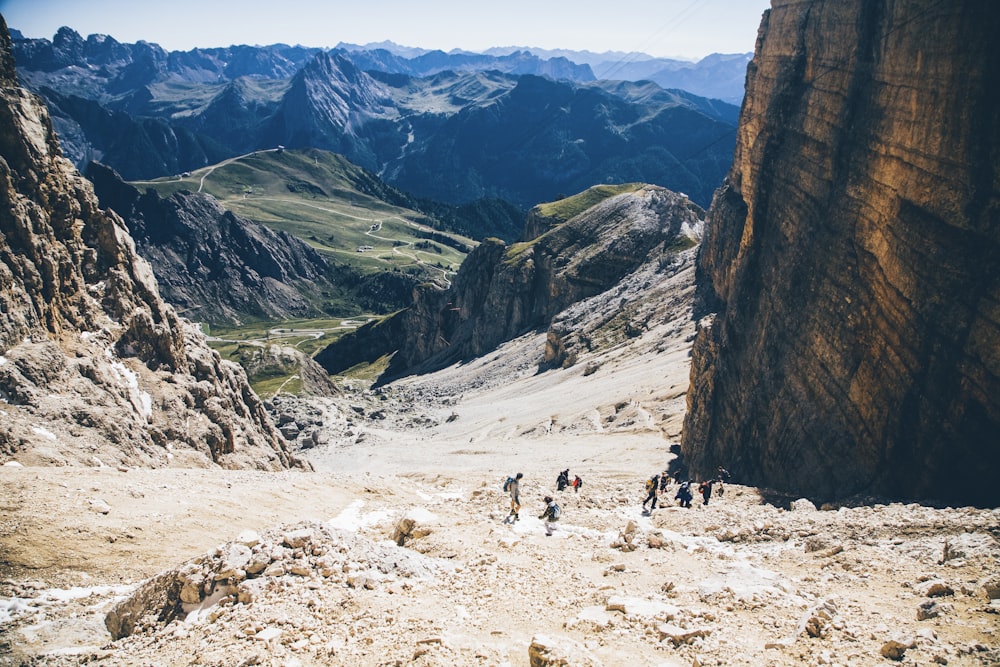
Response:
[316,185,703,381]
[0,17,299,470]
[682,1,1000,505]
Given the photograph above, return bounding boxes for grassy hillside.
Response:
[534,183,646,222]
[137,148,474,285]
[135,148,478,394]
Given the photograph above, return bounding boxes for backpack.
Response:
[550,503,561,520]
[503,476,514,492]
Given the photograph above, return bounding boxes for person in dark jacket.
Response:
[642,473,660,511]
[675,480,693,508]
[698,479,714,505]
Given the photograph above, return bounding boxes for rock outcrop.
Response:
[316,184,702,382]
[0,16,299,469]
[682,1,1000,505]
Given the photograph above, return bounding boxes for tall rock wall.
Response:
[682,1,1000,505]
[0,16,299,470]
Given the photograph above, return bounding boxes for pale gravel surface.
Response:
[2,279,998,666]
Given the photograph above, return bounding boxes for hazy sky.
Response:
[0,0,770,60]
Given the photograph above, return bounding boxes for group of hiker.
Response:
[556,468,582,492]
[504,469,580,536]
[644,466,731,511]
[502,465,732,535]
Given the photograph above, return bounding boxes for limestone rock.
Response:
[981,575,1000,600]
[681,0,1000,506]
[528,634,603,667]
[915,580,954,598]
[0,15,301,471]
[790,499,817,513]
[317,185,703,381]
[657,622,711,646]
[881,637,916,661]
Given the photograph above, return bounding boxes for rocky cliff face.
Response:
[683,1,1000,505]
[0,17,299,469]
[316,184,703,381]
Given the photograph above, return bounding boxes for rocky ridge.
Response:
[683,0,1000,505]
[0,16,298,470]
[10,25,739,210]
[316,184,703,382]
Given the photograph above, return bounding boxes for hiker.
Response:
[573,475,582,493]
[659,471,670,492]
[716,478,725,498]
[698,479,714,505]
[539,495,561,536]
[717,466,731,482]
[642,473,660,511]
[506,472,523,521]
[675,480,693,508]
[556,469,569,491]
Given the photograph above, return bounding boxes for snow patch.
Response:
[0,355,6,365]
[31,426,57,441]
[3,461,23,467]
[106,354,153,420]
[0,597,32,624]
[183,585,236,624]
[1,584,133,624]
[405,507,439,523]
[328,500,393,532]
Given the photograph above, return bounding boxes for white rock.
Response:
[528,633,603,666]
[657,622,712,646]
[255,627,282,642]
[236,530,261,547]
[790,499,817,512]
[283,528,313,549]
[90,498,111,514]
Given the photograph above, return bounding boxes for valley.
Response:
[137,148,472,286]
[1,1,998,665]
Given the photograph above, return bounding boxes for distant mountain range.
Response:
[10,27,742,210]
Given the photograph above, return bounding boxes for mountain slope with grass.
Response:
[12,29,739,210]
[315,183,703,383]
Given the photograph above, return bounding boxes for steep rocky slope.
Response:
[0,17,298,470]
[683,1,1000,505]
[315,184,702,382]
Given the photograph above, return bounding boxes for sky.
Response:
[0,0,770,60]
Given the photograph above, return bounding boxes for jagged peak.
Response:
[0,15,16,86]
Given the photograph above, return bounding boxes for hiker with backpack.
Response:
[556,469,570,491]
[659,471,670,492]
[642,473,660,512]
[675,480,693,508]
[539,495,561,536]
[699,479,714,505]
[573,475,582,493]
[504,472,523,522]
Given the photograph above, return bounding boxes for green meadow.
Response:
[137,149,476,392]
